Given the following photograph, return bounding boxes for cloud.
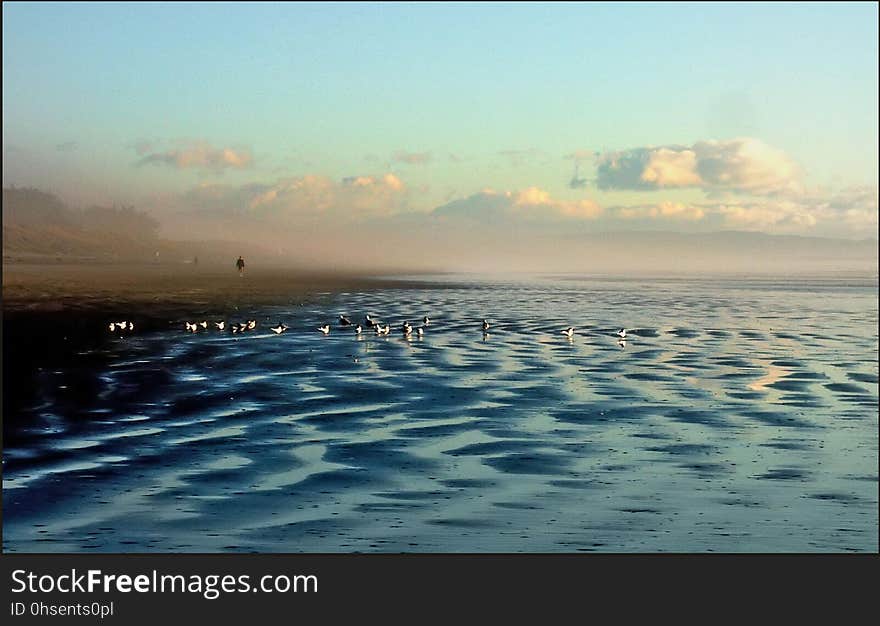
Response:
[392,150,432,165]
[599,184,877,235]
[826,186,879,231]
[712,186,878,233]
[714,201,817,230]
[433,187,602,222]
[162,173,408,221]
[136,141,253,171]
[596,138,802,195]
[640,148,702,187]
[615,201,706,221]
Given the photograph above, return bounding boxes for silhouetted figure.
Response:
[236,256,245,276]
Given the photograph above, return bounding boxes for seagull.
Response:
[482,319,490,331]
[215,321,226,331]
[562,327,574,338]
[270,323,289,334]
[617,328,627,339]
[199,321,208,329]
[423,316,430,326]
[185,322,198,333]
[318,325,331,334]
[355,324,362,335]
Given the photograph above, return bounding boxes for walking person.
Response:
[236,255,245,277]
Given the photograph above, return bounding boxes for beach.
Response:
[2,267,878,552]
[2,260,439,443]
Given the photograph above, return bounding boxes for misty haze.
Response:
[2,2,877,555]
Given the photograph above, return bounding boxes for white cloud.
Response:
[715,200,817,230]
[162,173,408,220]
[433,187,601,221]
[136,140,253,171]
[694,138,801,195]
[602,185,877,235]
[640,148,702,187]
[615,201,705,221]
[596,138,802,195]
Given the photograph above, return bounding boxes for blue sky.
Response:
[3,1,878,240]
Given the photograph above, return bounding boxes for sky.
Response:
[2,2,878,269]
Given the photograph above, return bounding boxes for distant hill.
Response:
[3,187,158,261]
[1,187,261,265]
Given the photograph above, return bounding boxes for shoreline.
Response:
[1,263,452,438]
[2,262,451,316]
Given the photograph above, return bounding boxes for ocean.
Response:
[3,274,878,552]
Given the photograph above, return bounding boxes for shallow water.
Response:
[3,275,878,552]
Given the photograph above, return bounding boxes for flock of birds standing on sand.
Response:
[109,314,630,347]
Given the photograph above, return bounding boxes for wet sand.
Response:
[3,272,878,552]
[2,262,444,453]
[2,262,440,314]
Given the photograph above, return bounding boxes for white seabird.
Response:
[482,319,490,331]
[339,315,353,326]
[617,328,627,339]
[270,323,289,334]
[318,324,331,334]
[417,327,424,337]
[402,321,412,335]
[247,320,257,330]
[562,327,574,338]
[215,321,226,331]
[185,322,198,333]
[355,324,363,335]
[423,316,430,326]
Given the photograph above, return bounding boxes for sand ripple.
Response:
[4,275,877,552]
